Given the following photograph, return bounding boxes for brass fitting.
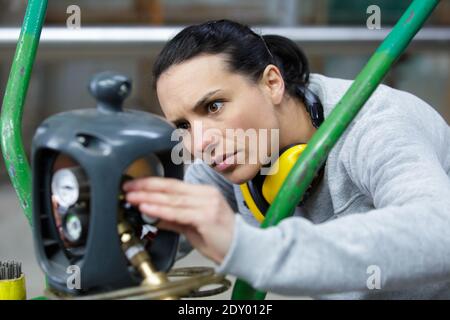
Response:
[117,220,177,299]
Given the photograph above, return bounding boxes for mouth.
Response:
[212,151,239,172]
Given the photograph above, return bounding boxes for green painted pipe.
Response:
[0,0,48,225]
[232,0,441,300]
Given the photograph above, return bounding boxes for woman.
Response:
[123,20,450,299]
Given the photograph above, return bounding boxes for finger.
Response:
[139,203,200,226]
[123,177,183,193]
[51,195,58,211]
[51,195,63,227]
[126,191,199,209]
[155,220,187,234]
[123,176,208,195]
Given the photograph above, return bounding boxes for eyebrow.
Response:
[171,89,222,125]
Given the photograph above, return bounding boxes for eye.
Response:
[175,122,190,131]
[207,101,224,114]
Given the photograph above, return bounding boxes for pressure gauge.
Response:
[63,208,89,245]
[51,167,89,208]
[65,213,82,242]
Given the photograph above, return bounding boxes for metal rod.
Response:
[0,27,448,45]
[231,0,441,300]
[0,261,23,280]
[0,27,448,58]
[0,0,48,225]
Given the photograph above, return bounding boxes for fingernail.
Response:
[141,203,157,211]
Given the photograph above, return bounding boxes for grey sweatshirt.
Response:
[180,74,450,299]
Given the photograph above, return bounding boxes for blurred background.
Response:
[0,0,449,299]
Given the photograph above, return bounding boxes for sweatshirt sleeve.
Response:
[215,106,450,296]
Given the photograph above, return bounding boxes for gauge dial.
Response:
[65,213,83,242]
[51,168,81,208]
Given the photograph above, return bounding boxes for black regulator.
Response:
[31,72,183,296]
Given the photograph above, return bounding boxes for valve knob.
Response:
[89,72,131,113]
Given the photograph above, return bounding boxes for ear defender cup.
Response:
[240,144,308,223]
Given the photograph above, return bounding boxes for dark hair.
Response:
[152,19,323,127]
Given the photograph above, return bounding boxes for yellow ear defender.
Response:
[239,143,325,223]
[239,144,306,222]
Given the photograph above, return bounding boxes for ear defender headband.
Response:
[240,86,325,222]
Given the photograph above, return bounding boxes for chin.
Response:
[221,163,260,185]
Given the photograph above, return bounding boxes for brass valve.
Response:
[117,220,177,300]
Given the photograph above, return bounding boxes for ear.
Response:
[260,64,285,105]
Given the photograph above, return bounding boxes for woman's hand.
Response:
[123,177,236,264]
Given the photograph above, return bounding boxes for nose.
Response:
[191,121,220,160]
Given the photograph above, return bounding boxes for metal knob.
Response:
[89,72,131,113]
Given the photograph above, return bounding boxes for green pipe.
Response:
[232,0,440,300]
[0,0,48,225]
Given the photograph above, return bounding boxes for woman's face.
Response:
[156,54,283,184]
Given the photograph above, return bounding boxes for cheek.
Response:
[230,94,275,130]
[220,92,277,164]
[236,97,278,142]
[180,135,195,159]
